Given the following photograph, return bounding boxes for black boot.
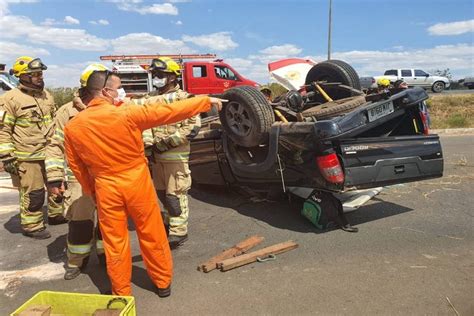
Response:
[157,285,171,298]
[168,234,188,249]
[64,265,81,280]
[64,257,89,280]
[341,224,359,233]
[48,215,68,225]
[23,227,51,239]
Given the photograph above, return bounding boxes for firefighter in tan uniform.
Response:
[0,56,66,239]
[45,64,107,279]
[145,57,201,248]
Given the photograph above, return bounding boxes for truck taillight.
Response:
[316,153,344,184]
[420,111,429,135]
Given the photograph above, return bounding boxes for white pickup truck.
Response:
[375,69,450,93]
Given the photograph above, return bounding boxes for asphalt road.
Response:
[1,134,473,315]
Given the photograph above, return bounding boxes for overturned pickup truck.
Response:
[189,60,443,196]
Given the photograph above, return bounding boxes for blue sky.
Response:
[1,0,473,87]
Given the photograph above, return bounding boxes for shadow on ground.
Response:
[190,186,413,233]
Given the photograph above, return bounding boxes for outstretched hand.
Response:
[209,97,227,112]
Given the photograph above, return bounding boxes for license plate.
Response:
[367,101,394,122]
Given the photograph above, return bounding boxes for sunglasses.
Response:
[29,72,43,78]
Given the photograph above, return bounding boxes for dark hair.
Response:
[86,71,119,92]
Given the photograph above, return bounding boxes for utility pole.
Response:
[328,0,332,60]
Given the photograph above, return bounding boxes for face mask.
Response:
[115,88,126,102]
[104,87,126,106]
[153,77,167,88]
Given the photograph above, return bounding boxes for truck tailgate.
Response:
[339,135,443,188]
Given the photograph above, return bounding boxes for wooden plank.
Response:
[218,241,298,272]
[18,305,52,316]
[198,235,264,273]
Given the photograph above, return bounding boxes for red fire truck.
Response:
[99,54,259,96]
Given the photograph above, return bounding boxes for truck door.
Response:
[213,65,240,92]
[400,69,415,86]
[414,69,431,87]
[185,64,211,94]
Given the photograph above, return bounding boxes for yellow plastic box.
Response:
[10,291,136,316]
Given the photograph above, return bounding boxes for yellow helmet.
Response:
[149,57,181,76]
[11,56,47,77]
[377,78,391,87]
[80,63,109,87]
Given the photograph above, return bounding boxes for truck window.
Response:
[193,66,207,78]
[414,69,428,76]
[401,69,412,77]
[214,66,238,81]
[384,70,397,76]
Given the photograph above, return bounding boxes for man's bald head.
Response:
[81,70,122,103]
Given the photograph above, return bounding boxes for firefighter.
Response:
[45,64,108,280]
[145,57,201,249]
[0,56,66,239]
[64,70,222,296]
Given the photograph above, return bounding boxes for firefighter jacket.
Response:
[139,85,201,163]
[45,97,86,183]
[0,84,55,161]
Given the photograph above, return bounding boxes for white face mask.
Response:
[115,88,126,102]
[153,77,167,88]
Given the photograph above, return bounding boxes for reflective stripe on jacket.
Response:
[0,85,56,160]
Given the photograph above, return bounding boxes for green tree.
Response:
[47,87,78,107]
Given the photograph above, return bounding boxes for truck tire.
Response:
[301,95,366,119]
[305,60,361,100]
[220,86,275,147]
[431,81,445,93]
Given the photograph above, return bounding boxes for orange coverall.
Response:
[64,96,212,295]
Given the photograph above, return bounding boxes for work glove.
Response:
[153,138,171,154]
[1,156,19,175]
[47,180,66,202]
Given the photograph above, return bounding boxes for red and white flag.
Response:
[268,58,317,91]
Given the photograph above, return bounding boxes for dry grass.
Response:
[426,94,474,129]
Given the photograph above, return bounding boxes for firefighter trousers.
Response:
[17,161,64,233]
[96,163,173,296]
[64,181,104,268]
[152,161,191,237]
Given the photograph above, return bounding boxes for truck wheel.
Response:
[305,60,361,100]
[301,95,366,119]
[431,81,445,93]
[220,86,275,147]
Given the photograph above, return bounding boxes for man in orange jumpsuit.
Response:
[64,70,222,297]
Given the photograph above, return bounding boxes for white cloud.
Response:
[107,0,178,15]
[64,15,80,25]
[0,15,109,51]
[111,32,195,54]
[182,32,238,51]
[0,41,50,62]
[259,44,302,56]
[175,20,183,25]
[90,19,110,25]
[307,43,474,79]
[428,19,474,36]
[45,61,111,88]
[41,15,80,26]
[0,0,38,16]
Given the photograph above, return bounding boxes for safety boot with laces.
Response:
[23,227,51,239]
